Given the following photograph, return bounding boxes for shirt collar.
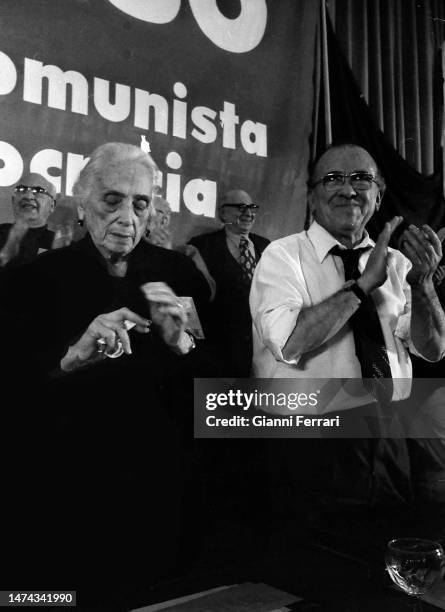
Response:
[224,226,251,246]
[307,220,374,263]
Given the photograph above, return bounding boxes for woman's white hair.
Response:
[73,142,161,204]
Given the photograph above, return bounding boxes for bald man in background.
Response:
[189,188,269,376]
[0,172,57,267]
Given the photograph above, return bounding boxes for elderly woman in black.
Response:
[1,143,213,606]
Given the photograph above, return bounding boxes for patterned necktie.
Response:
[331,245,393,403]
[239,236,256,282]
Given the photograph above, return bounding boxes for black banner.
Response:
[0,0,319,242]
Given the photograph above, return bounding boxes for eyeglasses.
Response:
[14,185,55,202]
[313,172,379,192]
[221,203,259,212]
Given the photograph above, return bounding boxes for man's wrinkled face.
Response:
[219,189,257,235]
[80,161,154,259]
[310,147,381,244]
[152,198,171,231]
[12,173,56,228]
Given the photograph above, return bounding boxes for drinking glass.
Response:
[386,538,444,609]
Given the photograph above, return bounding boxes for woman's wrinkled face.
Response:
[80,161,153,259]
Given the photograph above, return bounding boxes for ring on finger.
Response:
[96,337,124,358]
[105,341,124,358]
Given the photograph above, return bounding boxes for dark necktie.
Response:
[330,245,393,403]
[239,236,256,282]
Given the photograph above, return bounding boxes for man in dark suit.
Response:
[189,188,269,376]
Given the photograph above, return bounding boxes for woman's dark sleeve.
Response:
[0,258,81,373]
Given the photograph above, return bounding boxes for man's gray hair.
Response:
[73,142,161,202]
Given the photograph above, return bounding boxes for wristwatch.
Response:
[343,279,367,303]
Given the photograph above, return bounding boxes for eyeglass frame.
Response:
[311,171,380,192]
[14,184,56,203]
[220,203,260,212]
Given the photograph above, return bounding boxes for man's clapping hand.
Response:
[357,216,403,294]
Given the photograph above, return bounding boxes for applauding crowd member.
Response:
[250,144,445,506]
[0,172,57,267]
[252,144,445,396]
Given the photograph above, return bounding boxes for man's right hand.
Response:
[358,216,403,294]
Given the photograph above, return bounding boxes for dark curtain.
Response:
[313,10,445,241]
[327,0,445,175]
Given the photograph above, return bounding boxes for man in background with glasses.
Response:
[0,172,57,267]
[189,188,269,376]
[251,143,445,507]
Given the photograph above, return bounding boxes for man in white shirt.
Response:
[251,143,445,507]
[251,144,445,414]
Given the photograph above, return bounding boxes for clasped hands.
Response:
[357,217,442,295]
[61,282,191,372]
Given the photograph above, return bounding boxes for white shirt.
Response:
[250,221,424,414]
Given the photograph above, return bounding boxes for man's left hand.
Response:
[400,224,442,286]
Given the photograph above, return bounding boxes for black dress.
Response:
[0,235,218,605]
